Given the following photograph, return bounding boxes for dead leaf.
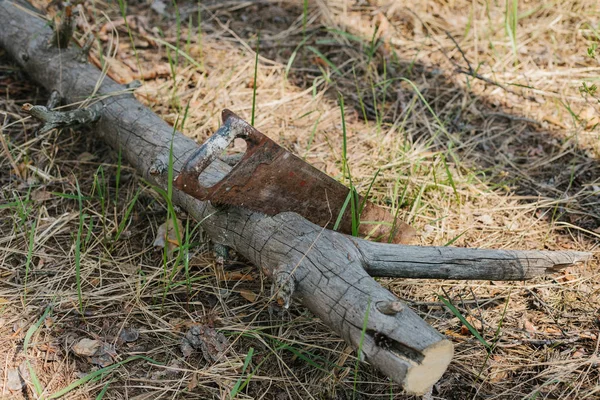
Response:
[31,188,52,202]
[580,332,597,340]
[72,337,116,367]
[573,348,586,358]
[151,0,168,15]
[527,144,544,157]
[44,317,54,329]
[91,342,116,367]
[543,115,568,129]
[14,161,30,180]
[6,368,23,392]
[557,271,576,282]
[580,107,600,130]
[88,54,133,84]
[119,327,139,343]
[153,218,183,256]
[460,315,483,336]
[239,289,258,303]
[523,318,536,334]
[181,324,229,362]
[476,214,495,225]
[222,271,254,282]
[77,152,96,162]
[489,355,509,383]
[187,372,199,391]
[72,338,101,357]
[374,13,390,40]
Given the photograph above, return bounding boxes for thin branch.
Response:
[22,103,101,134]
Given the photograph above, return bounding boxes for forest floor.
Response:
[1,0,600,399]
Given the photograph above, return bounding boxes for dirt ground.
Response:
[1,0,600,398]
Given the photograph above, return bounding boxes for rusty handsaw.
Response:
[174,110,415,244]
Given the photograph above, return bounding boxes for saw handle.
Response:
[174,109,252,199]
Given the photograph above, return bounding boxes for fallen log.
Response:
[0,0,590,394]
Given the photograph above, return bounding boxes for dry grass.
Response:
[1,0,600,398]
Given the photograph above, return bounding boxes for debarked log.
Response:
[352,240,590,281]
[0,0,590,394]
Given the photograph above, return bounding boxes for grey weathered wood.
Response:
[0,1,454,393]
[1,0,591,393]
[352,240,591,280]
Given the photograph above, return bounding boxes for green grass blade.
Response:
[23,218,37,303]
[285,34,313,79]
[303,113,321,158]
[302,0,308,39]
[114,189,141,242]
[22,305,51,397]
[95,380,112,399]
[48,356,161,399]
[0,201,24,210]
[23,305,52,352]
[153,37,204,71]
[444,229,469,246]
[438,294,490,349]
[442,155,460,203]
[307,46,341,75]
[333,191,352,231]
[230,347,254,398]
[276,344,329,372]
[26,360,44,396]
[359,169,380,215]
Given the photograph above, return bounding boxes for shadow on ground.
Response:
[198,0,600,235]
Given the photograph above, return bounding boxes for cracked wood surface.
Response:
[0,0,454,393]
[353,240,591,280]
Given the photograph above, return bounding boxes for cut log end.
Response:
[403,339,454,395]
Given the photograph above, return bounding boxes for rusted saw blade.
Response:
[174,109,415,244]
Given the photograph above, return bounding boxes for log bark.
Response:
[0,1,590,394]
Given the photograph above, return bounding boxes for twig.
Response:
[49,4,74,49]
[443,30,528,99]
[22,103,101,134]
[77,34,95,63]
[445,31,474,75]
[405,8,532,100]
[483,112,542,126]
[0,125,22,179]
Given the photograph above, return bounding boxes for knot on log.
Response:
[376,300,405,315]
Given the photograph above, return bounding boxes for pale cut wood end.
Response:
[403,339,454,395]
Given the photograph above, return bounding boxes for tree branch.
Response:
[353,239,590,281]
